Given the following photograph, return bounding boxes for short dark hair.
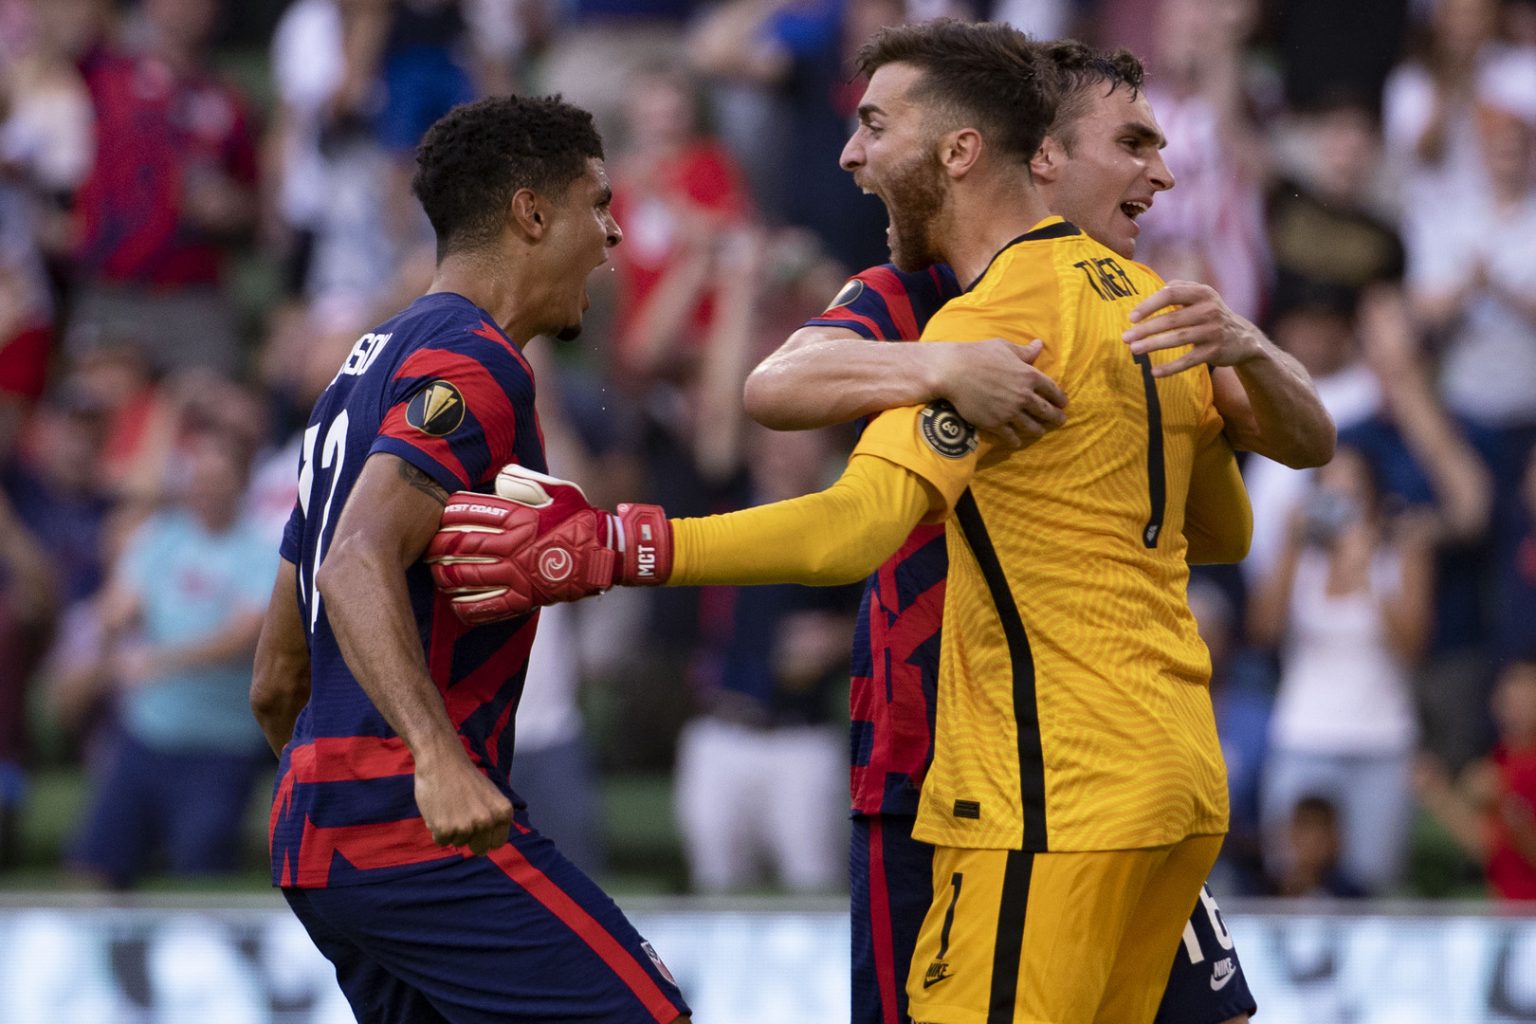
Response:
[855,19,1057,163]
[412,95,604,258]
[1043,39,1146,153]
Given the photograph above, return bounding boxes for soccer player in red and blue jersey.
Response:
[250,96,689,1024]
[744,42,1337,1024]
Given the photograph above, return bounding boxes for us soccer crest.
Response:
[919,400,977,459]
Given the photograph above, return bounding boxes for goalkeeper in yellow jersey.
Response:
[431,21,1251,1024]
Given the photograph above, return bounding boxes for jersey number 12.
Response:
[296,410,351,631]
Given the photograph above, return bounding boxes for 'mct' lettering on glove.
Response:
[426,465,671,625]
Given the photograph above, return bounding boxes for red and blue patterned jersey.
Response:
[271,292,547,888]
[805,263,963,816]
[76,52,258,286]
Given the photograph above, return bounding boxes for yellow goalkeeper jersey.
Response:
[854,217,1236,853]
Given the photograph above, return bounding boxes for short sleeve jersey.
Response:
[854,218,1233,853]
[803,262,961,816]
[271,292,547,888]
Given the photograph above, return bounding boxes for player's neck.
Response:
[428,257,535,346]
[939,180,1053,286]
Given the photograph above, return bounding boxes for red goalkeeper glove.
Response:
[426,464,671,625]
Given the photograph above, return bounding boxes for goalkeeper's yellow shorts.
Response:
[907,833,1223,1024]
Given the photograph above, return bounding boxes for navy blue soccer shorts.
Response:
[851,814,1256,1024]
[284,820,688,1024]
[851,814,934,1024]
[1154,883,1257,1024]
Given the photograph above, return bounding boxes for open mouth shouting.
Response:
[1119,198,1151,229]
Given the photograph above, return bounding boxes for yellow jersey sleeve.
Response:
[1184,433,1252,564]
[852,402,992,522]
[1183,374,1252,564]
[668,453,932,586]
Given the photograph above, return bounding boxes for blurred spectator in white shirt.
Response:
[1405,81,1536,480]
[1249,445,1436,894]
[1384,0,1509,211]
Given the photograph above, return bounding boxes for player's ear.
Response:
[939,127,983,179]
[1031,135,1064,185]
[510,188,544,240]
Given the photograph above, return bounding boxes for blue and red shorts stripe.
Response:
[850,814,932,1024]
[284,817,687,1023]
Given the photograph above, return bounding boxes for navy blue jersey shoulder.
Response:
[803,263,962,342]
[281,292,544,571]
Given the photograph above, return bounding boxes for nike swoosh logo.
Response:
[1210,970,1236,991]
[923,971,953,989]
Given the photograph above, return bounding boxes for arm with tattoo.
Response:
[397,459,450,504]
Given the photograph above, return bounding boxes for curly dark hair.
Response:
[854,19,1057,164]
[1041,40,1146,153]
[412,94,604,258]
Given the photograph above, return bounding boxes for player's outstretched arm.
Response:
[1123,280,1335,469]
[744,325,1066,447]
[251,558,312,757]
[431,454,942,622]
[318,453,513,856]
[668,454,935,587]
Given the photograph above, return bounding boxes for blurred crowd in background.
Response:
[0,0,1534,904]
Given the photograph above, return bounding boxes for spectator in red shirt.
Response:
[67,0,256,375]
[1417,657,1536,900]
[609,66,752,385]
